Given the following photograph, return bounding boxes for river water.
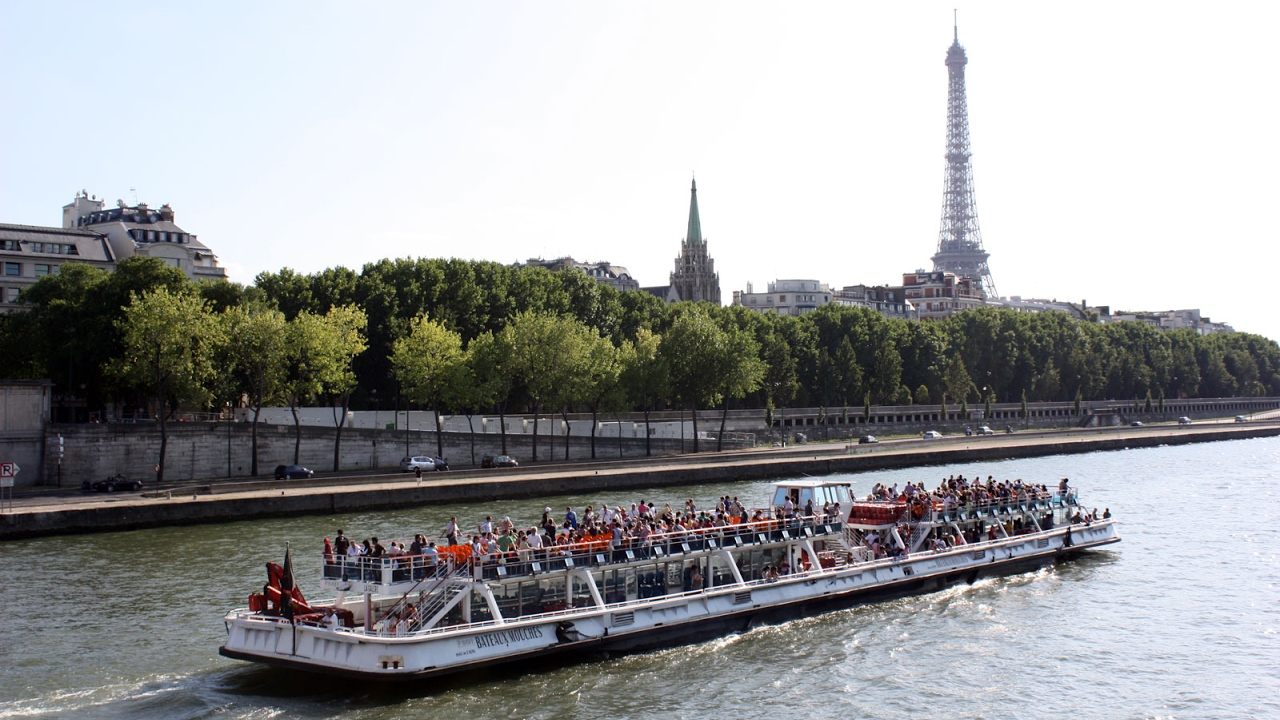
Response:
[2,438,1277,719]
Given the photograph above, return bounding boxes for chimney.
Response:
[136,202,149,222]
[159,203,174,222]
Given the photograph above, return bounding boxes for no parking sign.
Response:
[0,461,18,487]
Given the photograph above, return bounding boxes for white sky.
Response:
[3,2,1278,339]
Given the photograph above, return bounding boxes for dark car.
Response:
[84,473,142,492]
[274,464,313,480]
[433,457,450,471]
[858,435,878,444]
[481,455,518,468]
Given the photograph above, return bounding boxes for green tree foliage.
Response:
[392,315,465,459]
[943,354,976,404]
[619,328,668,456]
[316,305,368,471]
[501,312,589,462]
[661,309,726,452]
[222,304,289,475]
[7,253,1280,466]
[109,287,223,484]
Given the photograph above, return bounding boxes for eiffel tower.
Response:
[931,18,997,299]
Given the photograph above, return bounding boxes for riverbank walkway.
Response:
[3,419,1277,540]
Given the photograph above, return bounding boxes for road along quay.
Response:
[2,422,1276,540]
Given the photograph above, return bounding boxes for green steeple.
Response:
[686,177,702,245]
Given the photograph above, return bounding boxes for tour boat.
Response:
[220,478,1119,680]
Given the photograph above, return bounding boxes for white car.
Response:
[400,456,438,472]
[976,426,994,435]
[922,430,943,439]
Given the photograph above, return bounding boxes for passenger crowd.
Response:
[324,493,844,575]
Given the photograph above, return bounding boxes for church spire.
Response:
[686,176,702,245]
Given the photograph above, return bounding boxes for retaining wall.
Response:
[35,422,698,486]
[4,423,1277,540]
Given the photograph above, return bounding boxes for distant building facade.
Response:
[732,279,832,316]
[833,284,916,320]
[1109,308,1233,334]
[902,270,985,320]
[986,296,1102,321]
[0,223,116,312]
[644,178,720,304]
[62,191,227,282]
[518,257,640,292]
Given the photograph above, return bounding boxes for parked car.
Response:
[976,426,995,435]
[1178,416,1193,425]
[922,430,943,439]
[400,456,438,473]
[1130,421,1144,427]
[274,464,313,480]
[481,455,519,468]
[858,435,878,444]
[84,473,142,492]
[1235,415,1248,423]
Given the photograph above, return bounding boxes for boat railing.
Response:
[323,552,452,588]
[323,513,845,586]
[851,491,1072,527]
[465,513,844,581]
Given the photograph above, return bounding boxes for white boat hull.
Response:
[221,521,1119,680]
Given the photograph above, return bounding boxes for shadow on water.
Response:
[213,646,624,706]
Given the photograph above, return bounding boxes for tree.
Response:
[914,384,931,406]
[579,333,623,459]
[222,304,289,475]
[502,312,587,462]
[619,328,667,457]
[392,315,465,460]
[943,354,975,405]
[661,309,727,453]
[110,287,222,485]
[761,332,797,437]
[984,392,994,420]
[834,337,864,406]
[467,331,515,456]
[715,324,765,451]
[1021,388,1029,427]
[284,310,350,463]
[871,343,902,404]
[318,305,368,471]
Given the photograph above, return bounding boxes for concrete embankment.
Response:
[2,424,1276,540]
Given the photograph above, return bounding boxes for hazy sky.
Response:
[3,2,1277,339]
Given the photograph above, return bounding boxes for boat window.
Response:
[772,488,788,507]
[799,488,815,508]
[572,574,597,607]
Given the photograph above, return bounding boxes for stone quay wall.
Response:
[5,423,1278,540]
[37,422,700,486]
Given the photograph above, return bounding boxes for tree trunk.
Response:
[251,405,261,476]
[644,406,651,456]
[718,400,728,452]
[499,405,508,455]
[290,402,302,464]
[465,414,476,466]
[331,394,348,472]
[562,409,570,460]
[433,405,444,459]
[532,402,539,462]
[157,396,168,486]
[590,407,598,459]
[692,407,699,453]
[614,410,623,458]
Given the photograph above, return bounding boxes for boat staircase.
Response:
[373,564,472,634]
